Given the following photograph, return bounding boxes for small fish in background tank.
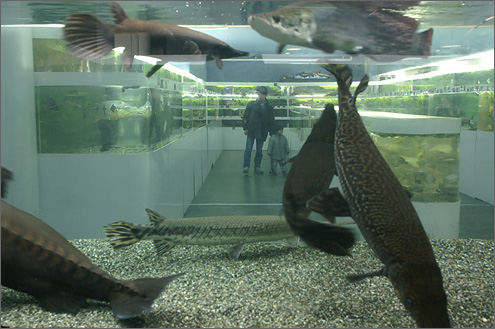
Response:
[371,132,460,202]
[36,86,153,153]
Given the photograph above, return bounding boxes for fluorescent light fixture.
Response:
[112,47,125,54]
[262,54,354,64]
[134,55,161,65]
[163,63,204,83]
[372,49,494,85]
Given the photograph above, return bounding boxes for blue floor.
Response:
[185,150,494,240]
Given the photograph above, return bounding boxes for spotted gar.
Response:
[104,209,299,259]
[307,65,451,327]
[282,103,354,256]
[1,168,183,319]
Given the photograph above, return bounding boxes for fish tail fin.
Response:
[110,273,185,320]
[64,13,115,60]
[284,195,354,256]
[1,166,13,198]
[412,28,433,56]
[103,221,146,249]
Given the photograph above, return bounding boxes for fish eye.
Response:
[272,15,281,23]
[405,297,414,309]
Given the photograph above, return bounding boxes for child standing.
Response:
[267,125,290,175]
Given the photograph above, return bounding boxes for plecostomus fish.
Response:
[1,168,183,319]
[104,209,299,259]
[64,2,249,77]
[248,1,433,60]
[306,64,451,327]
[282,103,354,256]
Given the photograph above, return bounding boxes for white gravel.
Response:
[1,238,493,328]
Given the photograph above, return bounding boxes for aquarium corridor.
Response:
[185,150,494,240]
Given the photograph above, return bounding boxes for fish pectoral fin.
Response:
[346,267,386,283]
[183,40,202,55]
[228,243,245,259]
[283,236,300,247]
[153,240,175,256]
[277,44,286,54]
[288,220,354,256]
[36,292,86,314]
[213,55,223,69]
[307,188,352,218]
[311,40,335,53]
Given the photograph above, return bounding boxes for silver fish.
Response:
[104,209,299,259]
[248,1,432,60]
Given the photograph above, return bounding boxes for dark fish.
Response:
[248,1,433,61]
[64,2,249,77]
[282,103,354,256]
[1,179,183,319]
[1,166,13,198]
[307,64,450,327]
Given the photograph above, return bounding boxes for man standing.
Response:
[242,86,276,175]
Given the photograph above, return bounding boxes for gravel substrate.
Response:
[1,239,493,328]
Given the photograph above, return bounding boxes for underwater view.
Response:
[1,1,494,328]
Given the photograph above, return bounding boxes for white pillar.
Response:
[1,26,40,215]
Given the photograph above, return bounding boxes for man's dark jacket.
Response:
[242,99,276,141]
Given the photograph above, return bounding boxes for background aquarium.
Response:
[1,1,494,328]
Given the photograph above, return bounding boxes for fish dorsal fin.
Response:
[112,2,129,25]
[353,74,369,99]
[145,208,166,225]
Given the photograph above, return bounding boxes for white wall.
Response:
[1,26,40,216]
[37,124,221,239]
[459,129,494,204]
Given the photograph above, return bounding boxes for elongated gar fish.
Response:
[307,65,450,327]
[64,2,249,77]
[1,170,183,319]
[282,103,354,256]
[248,1,433,60]
[104,209,299,259]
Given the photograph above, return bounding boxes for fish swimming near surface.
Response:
[85,99,151,122]
[282,103,354,256]
[64,2,249,77]
[1,169,183,319]
[306,64,451,327]
[248,1,433,61]
[104,209,299,259]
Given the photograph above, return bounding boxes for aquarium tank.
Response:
[1,1,494,328]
